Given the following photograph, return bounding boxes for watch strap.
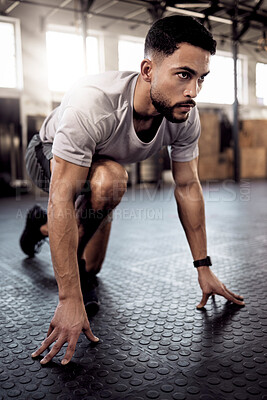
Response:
[193,256,212,268]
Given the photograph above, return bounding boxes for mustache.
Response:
[175,100,196,108]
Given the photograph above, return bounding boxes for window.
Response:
[0,18,22,89]
[86,36,99,75]
[197,53,245,105]
[256,63,267,105]
[118,39,144,72]
[46,31,100,92]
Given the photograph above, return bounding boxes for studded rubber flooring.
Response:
[0,180,267,400]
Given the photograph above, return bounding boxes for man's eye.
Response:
[199,76,205,83]
[177,72,189,79]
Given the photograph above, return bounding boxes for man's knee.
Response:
[90,160,128,211]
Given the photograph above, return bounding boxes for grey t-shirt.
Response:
[40,71,200,167]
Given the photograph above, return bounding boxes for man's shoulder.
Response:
[63,71,138,116]
[72,71,138,95]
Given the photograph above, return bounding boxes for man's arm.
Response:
[172,158,245,308]
[31,155,99,365]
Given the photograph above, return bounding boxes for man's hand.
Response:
[31,298,99,365]
[197,267,245,309]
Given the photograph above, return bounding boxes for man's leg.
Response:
[73,158,127,314]
[82,218,112,274]
[20,136,52,257]
[23,157,126,269]
[75,158,127,263]
[76,216,112,316]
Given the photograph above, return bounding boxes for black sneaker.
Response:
[20,205,48,258]
[78,259,100,316]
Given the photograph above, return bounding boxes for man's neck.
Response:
[132,76,163,142]
[133,75,159,119]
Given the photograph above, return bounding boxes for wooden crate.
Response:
[239,129,253,147]
[240,147,266,179]
[199,112,220,156]
[240,120,267,148]
[198,153,231,181]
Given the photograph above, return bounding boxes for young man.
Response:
[20,15,244,366]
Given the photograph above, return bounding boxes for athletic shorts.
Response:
[25,134,53,193]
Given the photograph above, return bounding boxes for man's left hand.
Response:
[197,267,245,309]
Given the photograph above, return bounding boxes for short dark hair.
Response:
[144,15,216,58]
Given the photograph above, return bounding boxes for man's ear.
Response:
[140,59,153,83]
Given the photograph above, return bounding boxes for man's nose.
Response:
[183,80,199,98]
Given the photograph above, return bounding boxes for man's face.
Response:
[150,42,211,123]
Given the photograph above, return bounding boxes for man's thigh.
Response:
[87,156,128,206]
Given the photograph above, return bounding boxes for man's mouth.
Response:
[177,101,196,108]
[177,104,194,112]
[174,101,196,113]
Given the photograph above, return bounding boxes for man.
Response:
[20,15,245,366]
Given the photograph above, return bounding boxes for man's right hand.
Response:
[31,297,99,365]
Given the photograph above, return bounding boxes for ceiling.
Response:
[1,0,267,52]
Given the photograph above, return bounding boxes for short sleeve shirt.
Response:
[39,71,200,167]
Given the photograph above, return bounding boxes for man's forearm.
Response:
[174,180,207,261]
[48,198,82,300]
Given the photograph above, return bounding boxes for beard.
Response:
[150,87,196,123]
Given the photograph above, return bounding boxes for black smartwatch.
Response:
[193,256,212,268]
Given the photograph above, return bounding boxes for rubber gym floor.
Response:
[0,180,267,400]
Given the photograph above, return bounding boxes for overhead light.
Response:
[167,6,205,18]
[5,1,20,14]
[175,3,210,8]
[93,0,118,14]
[125,8,146,20]
[210,15,232,25]
[166,6,232,25]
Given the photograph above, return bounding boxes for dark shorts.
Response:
[26,134,53,193]
[25,134,112,195]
